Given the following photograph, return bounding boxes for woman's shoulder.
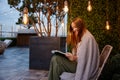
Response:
[82,30,94,40]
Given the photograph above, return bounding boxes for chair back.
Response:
[96,45,113,80]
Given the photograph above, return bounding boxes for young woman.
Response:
[48,17,100,80]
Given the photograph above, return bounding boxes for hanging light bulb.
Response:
[61,21,64,27]
[87,0,92,12]
[63,0,69,13]
[23,7,29,25]
[23,14,29,25]
[105,0,110,30]
[105,21,110,30]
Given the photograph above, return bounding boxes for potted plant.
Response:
[8,0,69,70]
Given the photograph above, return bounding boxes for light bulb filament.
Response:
[23,14,29,25]
[64,0,69,12]
[87,1,92,12]
[106,21,110,30]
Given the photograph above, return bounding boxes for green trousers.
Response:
[48,54,77,80]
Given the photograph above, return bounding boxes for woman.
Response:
[48,17,100,80]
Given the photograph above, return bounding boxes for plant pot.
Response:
[29,36,66,70]
[17,29,37,46]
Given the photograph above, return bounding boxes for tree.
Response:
[8,0,68,37]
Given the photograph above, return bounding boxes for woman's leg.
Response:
[48,54,77,80]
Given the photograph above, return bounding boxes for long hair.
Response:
[66,17,86,48]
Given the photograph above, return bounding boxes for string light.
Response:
[105,21,110,30]
[87,0,92,12]
[61,21,64,27]
[63,0,69,13]
[23,7,29,25]
[105,0,110,30]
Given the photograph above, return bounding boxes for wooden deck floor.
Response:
[0,47,48,80]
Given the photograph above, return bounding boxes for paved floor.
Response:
[0,47,48,80]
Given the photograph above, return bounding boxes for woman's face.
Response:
[71,22,78,37]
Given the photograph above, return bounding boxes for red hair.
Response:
[66,17,86,48]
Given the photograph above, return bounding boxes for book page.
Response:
[51,50,66,55]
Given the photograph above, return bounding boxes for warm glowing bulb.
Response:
[64,0,68,13]
[87,1,92,12]
[61,22,64,27]
[106,21,110,30]
[23,14,29,25]
[63,6,69,13]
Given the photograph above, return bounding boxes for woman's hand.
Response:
[65,52,77,61]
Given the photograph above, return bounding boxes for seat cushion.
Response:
[60,72,75,80]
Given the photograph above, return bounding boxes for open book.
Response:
[51,50,66,55]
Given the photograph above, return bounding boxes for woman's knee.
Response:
[51,55,63,63]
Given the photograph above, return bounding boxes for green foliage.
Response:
[99,54,120,80]
[68,0,120,55]
[8,0,21,7]
[68,0,120,79]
